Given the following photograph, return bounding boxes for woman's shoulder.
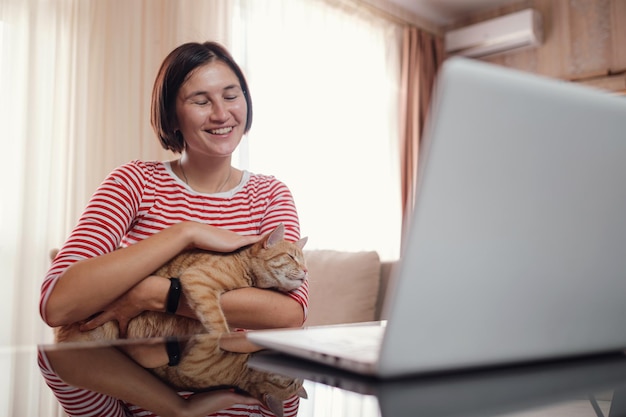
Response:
[121,159,166,172]
[95,160,173,198]
[241,172,294,197]
[108,160,167,182]
[245,171,288,189]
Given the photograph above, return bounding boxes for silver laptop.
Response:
[247,57,626,378]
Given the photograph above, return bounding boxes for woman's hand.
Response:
[219,332,265,353]
[80,275,170,337]
[183,222,262,252]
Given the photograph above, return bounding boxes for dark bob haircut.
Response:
[150,41,253,153]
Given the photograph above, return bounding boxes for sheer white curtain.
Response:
[233,0,403,260]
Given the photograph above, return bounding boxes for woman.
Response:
[40,41,308,417]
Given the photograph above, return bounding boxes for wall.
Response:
[447,0,626,94]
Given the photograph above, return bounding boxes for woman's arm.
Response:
[220,288,305,329]
[82,279,305,335]
[45,222,260,327]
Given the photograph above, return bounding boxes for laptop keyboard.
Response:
[288,325,384,362]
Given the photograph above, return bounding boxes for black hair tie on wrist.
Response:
[166,277,181,315]
[165,337,181,366]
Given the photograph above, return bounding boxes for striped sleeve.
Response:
[258,179,301,242]
[40,161,148,323]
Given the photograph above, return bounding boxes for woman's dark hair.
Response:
[151,41,253,153]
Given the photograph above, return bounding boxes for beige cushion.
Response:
[304,250,381,326]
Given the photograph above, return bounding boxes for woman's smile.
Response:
[207,126,234,135]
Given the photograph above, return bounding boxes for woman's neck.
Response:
[177,155,237,194]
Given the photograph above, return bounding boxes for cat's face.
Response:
[251,224,308,292]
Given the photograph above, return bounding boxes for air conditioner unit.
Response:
[445,9,543,58]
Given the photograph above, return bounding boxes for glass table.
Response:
[5,333,626,417]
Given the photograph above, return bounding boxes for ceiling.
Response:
[385,0,519,25]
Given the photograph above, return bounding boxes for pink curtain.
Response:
[399,26,445,230]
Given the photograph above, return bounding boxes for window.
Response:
[233,0,403,259]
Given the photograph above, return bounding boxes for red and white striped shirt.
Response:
[39,160,307,417]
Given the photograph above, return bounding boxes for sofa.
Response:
[303,250,396,327]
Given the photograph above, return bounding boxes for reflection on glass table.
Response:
[29,335,626,417]
[40,332,305,417]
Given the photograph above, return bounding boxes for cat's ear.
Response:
[296,385,308,399]
[263,394,285,417]
[296,236,308,250]
[263,223,285,249]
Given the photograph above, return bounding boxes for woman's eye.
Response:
[225,95,238,101]
[194,100,209,105]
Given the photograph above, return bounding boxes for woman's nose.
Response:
[210,100,228,122]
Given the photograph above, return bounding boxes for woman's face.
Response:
[175,60,247,159]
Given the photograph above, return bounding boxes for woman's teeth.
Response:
[208,127,233,135]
